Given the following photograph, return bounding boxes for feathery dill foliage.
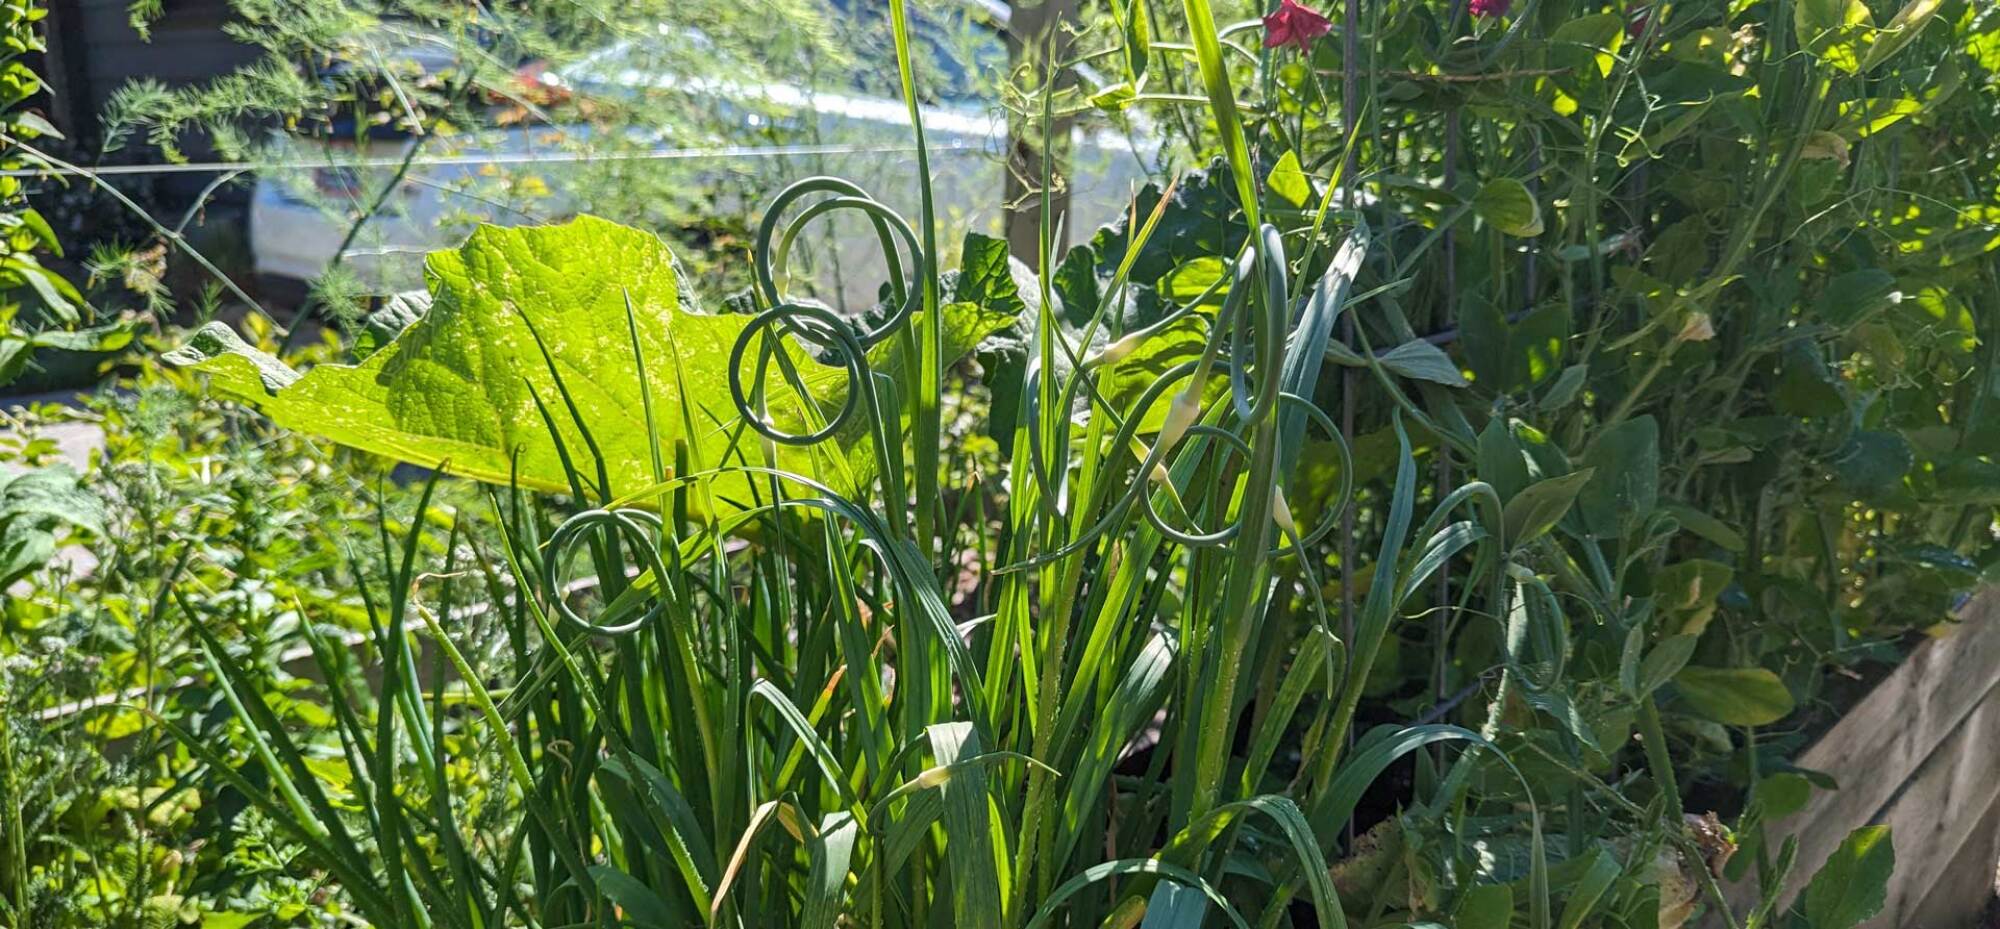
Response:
[101,0,864,329]
[96,0,925,236]
[0,350,467,928]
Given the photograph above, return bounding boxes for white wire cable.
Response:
[0,139,986,178]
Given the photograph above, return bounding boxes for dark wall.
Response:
[32,0,263,319]
[43,0,261,146]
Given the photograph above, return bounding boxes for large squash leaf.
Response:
[166,216,1014,510]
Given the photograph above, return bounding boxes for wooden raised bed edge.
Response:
[1720,590,2000,928]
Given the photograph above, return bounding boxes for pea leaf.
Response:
[1089,82,1139,112]
[1794,0,1873,72]
[1502,468,1595,547]
[1672,666,1795,726]
[1832,430,1913,501]
[1462,300,1569,393]
[1112,0,1151,80]
[1802,826,1894,929]
[1834,95,1924,138]
[1815,269,1897,329]
[1652,559,1733,636]
[1266,150,1312,209]
[1634,634,1697,699]
[1578,416,1659,538]
[1377,338,1468,387]
[164,216,1015,511]
[1754,772,1813,820]
[1661,503,1747,552]
[1457,883,1514,929]
[1540,364,1588,411]
[1775,341,1846,417]
[1548,14,1626,105]
[1473,179,1545,237]
[1477,418,1531,501]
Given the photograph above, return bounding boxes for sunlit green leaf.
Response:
[1159,257,1228,307]
[1673,666,1795,726]
[1859,0,1942,72]
[1803,826,1894,929]
[164,216,1013,511]
[1794,0,1873,72]
[1266,150,1312,209]
[1473,179,1544,237]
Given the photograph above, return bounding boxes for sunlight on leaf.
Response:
[165,216,1014,510]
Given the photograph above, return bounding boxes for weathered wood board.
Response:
[1725,593,2000,927]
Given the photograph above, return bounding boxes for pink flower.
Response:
[1262,0,1333,52]
[1469,0,1510,17]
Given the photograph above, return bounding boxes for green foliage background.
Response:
[4,0,1999,927]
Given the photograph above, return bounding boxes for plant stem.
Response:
[2,134,275,331]
[279,134,428,352]
[1637,695,1683,823]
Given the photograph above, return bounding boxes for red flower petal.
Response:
[1262,0,1333,52]
[1626,8,1651,41]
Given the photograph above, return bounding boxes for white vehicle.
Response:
[249,4,1160,311]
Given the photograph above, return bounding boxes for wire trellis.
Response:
[0,139,984,178]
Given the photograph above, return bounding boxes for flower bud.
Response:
[1093,331,1146,367]
[1157,390,1202,452]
